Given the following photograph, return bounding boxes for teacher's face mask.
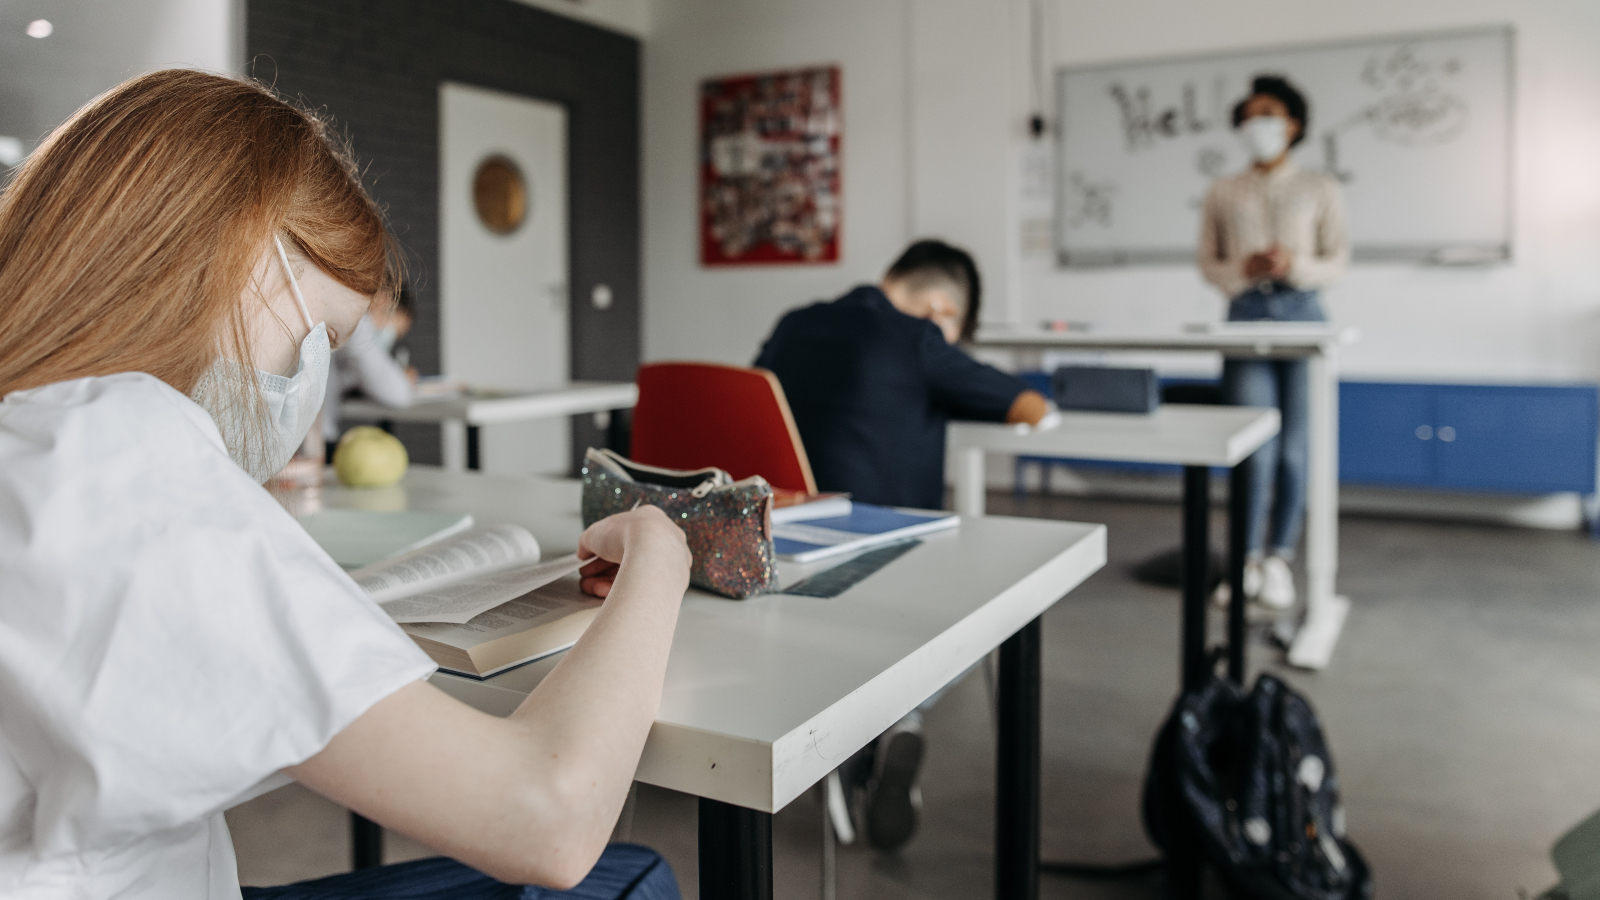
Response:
[192,236,330,483]
[1240,115,1290,163]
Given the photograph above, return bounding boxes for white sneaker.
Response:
[1258,555,1296,610]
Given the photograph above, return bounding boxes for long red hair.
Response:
[0,69,397,399]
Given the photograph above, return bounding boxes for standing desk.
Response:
[949,404,1280,690]
[339,381,638,471]
[974,325,1356,671]
[298,467,1107,900]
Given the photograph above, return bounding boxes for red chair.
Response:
[630,361,817,497]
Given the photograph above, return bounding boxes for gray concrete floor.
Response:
[228,492,1600,898]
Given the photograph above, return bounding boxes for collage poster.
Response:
[699,66,841,265]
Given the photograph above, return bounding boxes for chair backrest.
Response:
[631,361,817,495]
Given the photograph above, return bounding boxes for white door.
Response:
[440,82,569,475]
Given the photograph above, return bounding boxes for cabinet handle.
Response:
[1437,425,1456,442]
[1415,425,1433,440]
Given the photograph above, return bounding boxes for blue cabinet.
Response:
[1340,382,1433,485]
[1340,382,1598,494]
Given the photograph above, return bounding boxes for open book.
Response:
[349,524,595,678]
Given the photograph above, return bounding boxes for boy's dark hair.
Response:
[884,239,982,341]
[1231,74,1310,147]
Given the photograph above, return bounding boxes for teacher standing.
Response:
[1198,74,1349,610]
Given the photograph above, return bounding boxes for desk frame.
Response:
[949,408,1276,896]
[976,328,1355,671]
[304,469,1103,898]
[343,381,638,472]
[695,615,1049,900]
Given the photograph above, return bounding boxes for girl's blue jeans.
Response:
[241,843,679,900]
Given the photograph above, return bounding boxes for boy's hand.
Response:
[1006,389,1053,426]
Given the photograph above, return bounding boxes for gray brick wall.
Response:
[248,0,640,465]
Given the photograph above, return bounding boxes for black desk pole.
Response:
[996,616,1042,900]
[350,813,382,870]
[466,424,481,472]
[1180,466,1212,691]
[1227,458,1253,685]
[699,798,772,900]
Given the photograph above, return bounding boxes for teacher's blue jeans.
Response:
[241,844,679,900]
[1221,286,1325,559]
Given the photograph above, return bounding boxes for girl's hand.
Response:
[576,506,690,598]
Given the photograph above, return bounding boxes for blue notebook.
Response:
[771,503,958,563]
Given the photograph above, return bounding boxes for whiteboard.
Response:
[1055,26,1512,266]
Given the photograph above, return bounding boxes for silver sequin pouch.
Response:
[580,448,776,599]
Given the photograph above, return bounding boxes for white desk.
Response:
[950,405,1278,694]
[976,325,1357,671]
[295,467,1106,899]
[340,381,638,471]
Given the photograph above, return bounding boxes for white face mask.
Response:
[1239,115,1290,163]
[191,237,330,483]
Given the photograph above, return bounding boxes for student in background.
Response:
[1198,74,1349,609]
[321,284,417,454]
[0,70,686,900]
[753,239,1051,852]
[755,239,1051,511]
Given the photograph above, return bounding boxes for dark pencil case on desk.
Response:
[580,448,776,599]
[1051,365,1160,414]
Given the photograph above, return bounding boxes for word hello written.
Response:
[1108,81,1228,152]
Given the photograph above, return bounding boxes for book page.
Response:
[353,524,541,603]
[402,577,599,648]
[380,553,587,624]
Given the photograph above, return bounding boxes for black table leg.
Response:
[699,798,772,900]
[605,407,632,456]
[1227,458,1252,685]
[350,812,382,870]
[466,424,481,471]
[996,617,1042,900]
[1180,466,1211,692]
[1168,467,1213,898]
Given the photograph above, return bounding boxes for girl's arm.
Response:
[286,506,691,889]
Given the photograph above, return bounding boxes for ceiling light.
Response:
[26,19,52,39]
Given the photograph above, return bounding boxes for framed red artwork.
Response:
[700,65,841,266]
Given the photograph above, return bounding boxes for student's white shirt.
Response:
[322,316,413,442]
[0,373,436,899]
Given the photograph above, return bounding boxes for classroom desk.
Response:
[974,324,1356,671]
[948,404,1279,691]
[339,381,638,471]
[300,467,1107,900]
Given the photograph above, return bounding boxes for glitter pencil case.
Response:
[580,447,776,599]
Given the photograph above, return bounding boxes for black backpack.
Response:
[1143,673,1374,900]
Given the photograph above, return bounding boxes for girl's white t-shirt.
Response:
[0,373,437,898]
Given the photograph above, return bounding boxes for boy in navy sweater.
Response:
[755,240,1049,510]
[753,240,1050,850]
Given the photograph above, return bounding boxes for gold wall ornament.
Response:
[472,155,528,234]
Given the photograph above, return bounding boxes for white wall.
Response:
[643,0,1600,385]
[509,0,650,38]
[0,0,239,153]
[646,0,917,366]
